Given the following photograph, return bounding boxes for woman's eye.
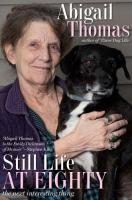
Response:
[29,42,38,48]
[49,44,60,52]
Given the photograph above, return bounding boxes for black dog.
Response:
[57,44,132,200]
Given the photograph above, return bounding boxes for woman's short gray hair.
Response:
[0,4,72,67]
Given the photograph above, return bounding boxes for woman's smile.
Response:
[32,65,51,70]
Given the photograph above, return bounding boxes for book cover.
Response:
[0,1,132,200]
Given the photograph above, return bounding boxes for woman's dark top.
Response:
[0,77,98,199]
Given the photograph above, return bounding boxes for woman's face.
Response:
[6,21,61,86]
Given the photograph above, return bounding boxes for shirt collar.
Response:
[5,76,66,115]
[5,79,28,115]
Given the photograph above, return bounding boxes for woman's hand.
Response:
[73,111,127,152]
[55,111,127,160]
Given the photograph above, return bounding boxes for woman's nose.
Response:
[39,46,51,62]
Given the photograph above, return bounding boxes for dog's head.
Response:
[60,44,131,101]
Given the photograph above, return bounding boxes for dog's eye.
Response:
[81,59,96,65]
[81,55,96,65]
[107,58,117,68]
[82,60,92,64]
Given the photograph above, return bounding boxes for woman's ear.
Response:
[4,44,16,65]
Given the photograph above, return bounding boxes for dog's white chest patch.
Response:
[59,101,90,137]
[58,99,94,172]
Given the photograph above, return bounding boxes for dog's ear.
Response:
[114,49,131,80]
[60,46,80,75]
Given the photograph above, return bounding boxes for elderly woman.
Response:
[0,4,128,200]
